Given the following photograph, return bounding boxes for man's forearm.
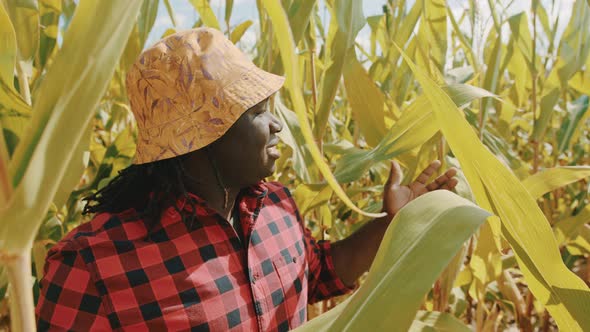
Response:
[330,215,393,287]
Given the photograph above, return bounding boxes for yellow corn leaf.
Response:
[0,3,16,85]
[409,311,472,332]
[296,191,490,331]
[230,20,253,44]
[262,0,385,218]
[342,50,386,147]
[522,166,590,199]
[396,45,590,330]
[293,183,332,216]
[2,0,38,61]
[188,0,220,30]
[420,0,447,71]
[554,205,590,245]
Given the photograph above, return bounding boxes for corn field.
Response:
[1,0,590,330]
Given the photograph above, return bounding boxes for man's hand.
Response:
[331,159,460,286]
[382,160,458,217]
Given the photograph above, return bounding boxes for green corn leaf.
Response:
[287,0,316,46]
[224,0,233,26]
[555,0,590,85]
[396,44,590,331]
[314,0,364,142]
[274,98,315,183]
[262,0,385,218]
[522,166,590,199]
[296,190,490,331]
[557,95,589,154]
[138,0,159,46]
[2,0,143,252]
[531,88,560,141]
[38,0,62,69]
[163,0,177,26]
[334,84,495,183]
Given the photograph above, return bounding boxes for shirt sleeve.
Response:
[36,239,111,331]
[298,214,356,303]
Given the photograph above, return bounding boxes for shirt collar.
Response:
[174,181,268,211]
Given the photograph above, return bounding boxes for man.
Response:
[36,28,457,331]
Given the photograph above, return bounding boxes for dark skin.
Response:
[181,97,458,287]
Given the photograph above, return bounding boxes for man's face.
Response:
[209,98,283,187]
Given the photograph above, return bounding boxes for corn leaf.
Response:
[188,0,220,30]
[554,205,590,245]
[409,311,472,332]
[138,0,159,46]
[557,95,589,154]
[397,45,590,331]
[2,0,38,61]
[334,84,495,183]
[531,88,560,141]
[1,0,143,252]
[296,190,490,331]
[522,166,590,199]
[314,0,364,142]
[420,0,447,71]
[274,98,315,182]
[287,0,316,45]
[163,0,177,27]
[342,50,386,147]
[0,3,16,85]
[229,20,253,44]
[555,0,590,85]
[38,0,62,69]
[262,0,384,218]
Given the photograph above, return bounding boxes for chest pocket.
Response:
[271,240,307,326]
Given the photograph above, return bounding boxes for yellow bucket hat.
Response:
[126,27,285,164]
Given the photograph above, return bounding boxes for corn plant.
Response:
[1,0,589,331]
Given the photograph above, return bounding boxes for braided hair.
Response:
[82,156,198,229]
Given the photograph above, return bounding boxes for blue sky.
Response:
[147,0,576,63]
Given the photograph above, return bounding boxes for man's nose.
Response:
[270,113,283,133]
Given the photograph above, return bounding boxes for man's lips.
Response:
[267,139,280,158]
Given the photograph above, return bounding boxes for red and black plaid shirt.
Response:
[36,182,353,331]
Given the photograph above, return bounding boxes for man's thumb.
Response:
[386,160,402,186]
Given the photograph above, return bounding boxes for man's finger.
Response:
[425,168,458,191]
[386,160,403,186]
[440,178,459,191]
[415,160,442,184]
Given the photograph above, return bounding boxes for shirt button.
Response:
[292,257,297,263]
[252,272,260,283]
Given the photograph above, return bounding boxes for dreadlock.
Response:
[82,155,198,230]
